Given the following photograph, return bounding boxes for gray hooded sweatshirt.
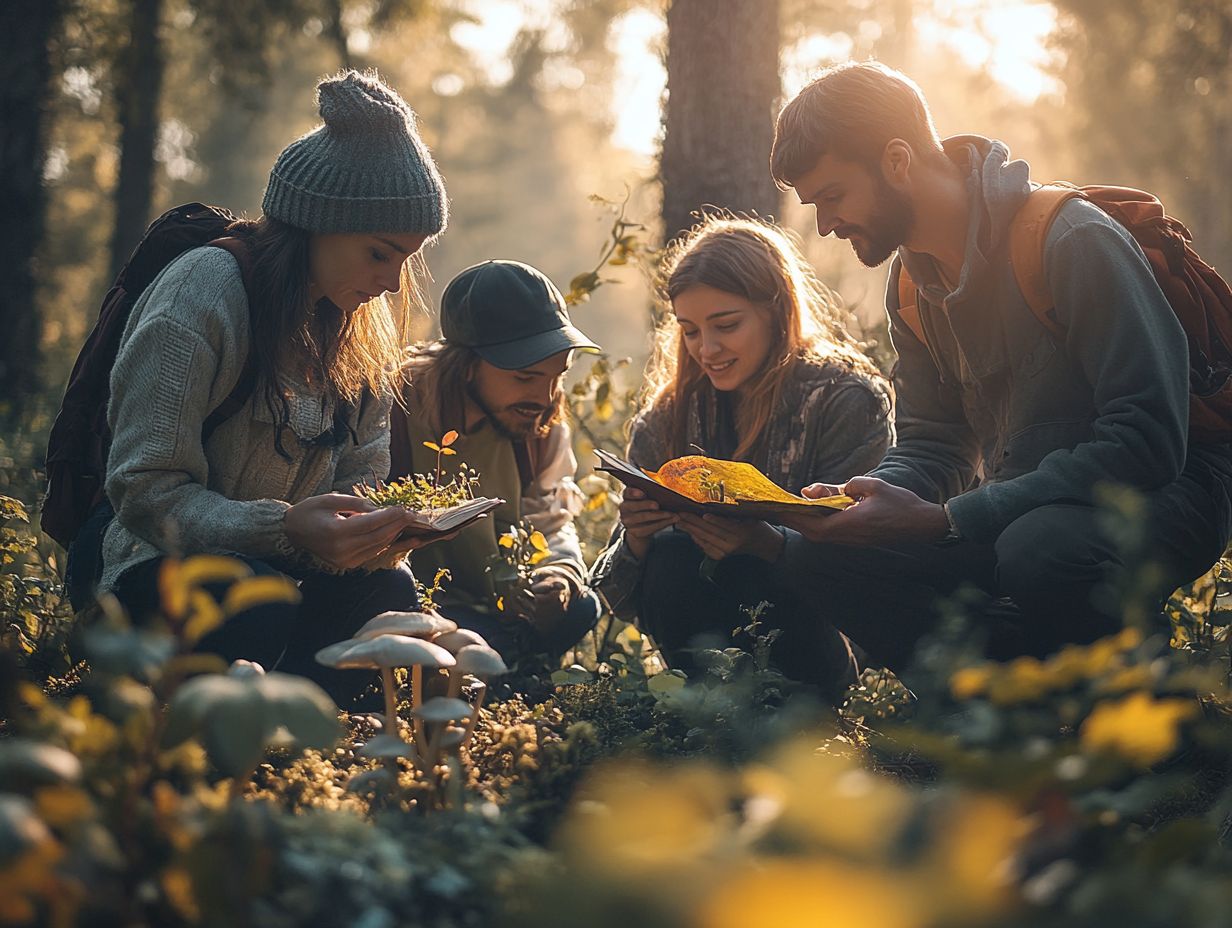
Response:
[866,135,1230,545]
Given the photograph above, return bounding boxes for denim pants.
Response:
[107,553,421,706]
[636,529,859,700]
[436,588,602,664]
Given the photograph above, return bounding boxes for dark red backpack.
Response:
[897,184,1232,444]
[42,203,256,549]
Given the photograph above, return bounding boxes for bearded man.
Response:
[390,259,602,662]
[766,61,1232,670]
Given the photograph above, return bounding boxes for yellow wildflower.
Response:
[1080,691,1196,766]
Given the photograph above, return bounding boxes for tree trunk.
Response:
[660,0,781,244]
[0,0,61,416]
[109,0,166,279]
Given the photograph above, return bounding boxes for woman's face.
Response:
[673,284,776,395]
[307,231,429,313]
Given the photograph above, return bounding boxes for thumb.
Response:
[841,476,883,499]
[800,482,841,499]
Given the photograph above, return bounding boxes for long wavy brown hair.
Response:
[402,341,567,439]
[229,216,430,454]
[643,215,882,462]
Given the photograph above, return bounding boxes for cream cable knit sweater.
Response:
[101,246,393,591]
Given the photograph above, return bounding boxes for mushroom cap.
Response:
[356,734,415,759]
[410,697,473,723]
[438,727,468,749]
[329,634,456,671]
[453,644,509,677]
[431,628,490,654]
[355,610,457,640]
[227,659,266,678]
[314,639,361,667]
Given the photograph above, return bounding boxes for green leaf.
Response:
[201,685,268,778]
[256,674,341,748]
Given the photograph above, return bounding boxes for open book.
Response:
[395,496,504,541]
[594,449,854,519]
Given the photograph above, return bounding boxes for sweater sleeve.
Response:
[798,376,895,487]
[104,250,294,560]
[868,260,982,502]
[944,203,1190,543]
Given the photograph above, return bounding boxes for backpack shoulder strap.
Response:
[894,264,928,346]
[1009,184,1086,336]
[513,438,536,491]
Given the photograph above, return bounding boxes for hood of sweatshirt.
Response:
[897,135,1032,302]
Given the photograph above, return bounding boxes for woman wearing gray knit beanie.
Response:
[75,69,454,706]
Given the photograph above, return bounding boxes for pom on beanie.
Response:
[262,69,448,236]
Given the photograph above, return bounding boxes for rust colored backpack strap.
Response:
[1008,184,1086,337]
[894,265,928,346]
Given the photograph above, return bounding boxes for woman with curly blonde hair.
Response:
[592,215,893,695]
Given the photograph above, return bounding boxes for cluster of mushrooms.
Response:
[314,611,508,783]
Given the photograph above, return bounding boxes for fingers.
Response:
[307,492,378,514]
[800,482,842,500]
[841,476,884,498]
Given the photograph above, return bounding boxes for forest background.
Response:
[3,0,1232,510]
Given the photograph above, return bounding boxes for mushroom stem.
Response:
[459,682,489,749]
[411,664,426,761]
[381,666,398,737]
[446,668,462,700]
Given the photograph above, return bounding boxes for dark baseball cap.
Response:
[440,259,601,370]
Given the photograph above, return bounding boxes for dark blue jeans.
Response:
[108,553,420,708]
[437,588,602,664]
[636,529,858,700]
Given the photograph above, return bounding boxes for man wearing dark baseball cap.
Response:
[390,259,602,662]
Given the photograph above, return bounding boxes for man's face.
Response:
[467,349,572,439]
[792,153,914,268]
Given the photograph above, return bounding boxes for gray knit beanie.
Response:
[262,70,448,235]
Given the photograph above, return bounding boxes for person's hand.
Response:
[674,513,784,563]
[617,487,677,560]
[526,567,576,627]
[778,476,948,545]
[284,494,449,570]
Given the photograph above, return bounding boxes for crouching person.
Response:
[391,260,604,663]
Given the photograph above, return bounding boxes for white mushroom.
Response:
[411,697,474,724]
[354,610,457,641]
[319,634,455,751]
[356,733,415,760]
[431,628,491,654]
[445,644,508,699]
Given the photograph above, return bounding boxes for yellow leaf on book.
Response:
[646,455,852,510]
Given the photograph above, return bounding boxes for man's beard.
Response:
[466,382,548,440]
[838,175,915,268]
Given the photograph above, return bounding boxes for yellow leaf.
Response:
[441,430,459,447]
[34,786,94,828]
[178,555,253,588]
[423,441,441,452]
[949,666,991,700]
[222,575,300,616]
[648,455,853,510]
[529,550,550,566]
[529,531,549,552]
[158,559,189,619]
[1081,691,1197,766]
[498,533,516,549]
[496,596,505,612]
[183,590,225,645]
[441,447,457,456]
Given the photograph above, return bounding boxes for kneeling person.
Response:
[391,260,603,662]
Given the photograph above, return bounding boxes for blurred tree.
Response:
[108,0,165,278]
[660,0,781,243]
[1052,0,1232,270]
[0,0,65,416]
